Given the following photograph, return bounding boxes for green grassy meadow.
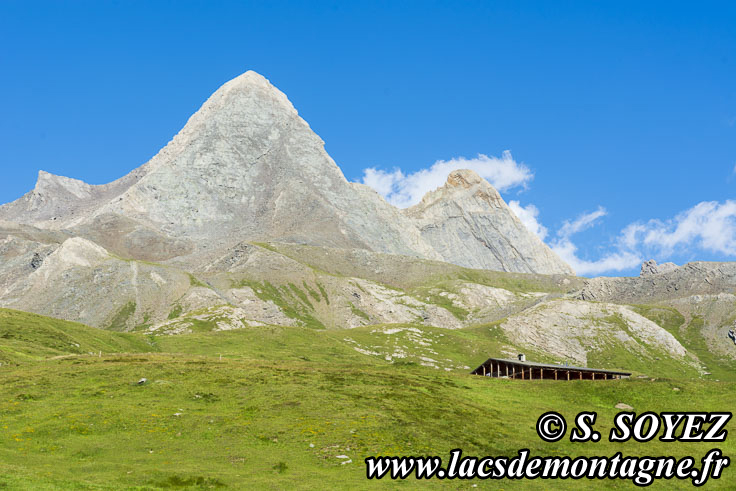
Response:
[0,309,734,489]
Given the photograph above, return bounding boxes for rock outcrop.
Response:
[499,299,688,365]
[405,169,574,275]
[640,259,678,277]
[576,261,736,361]
[578,261,736,305]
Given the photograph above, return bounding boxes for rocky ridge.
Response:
[0,71,570,275]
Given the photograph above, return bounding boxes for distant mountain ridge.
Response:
[0,71,573,275]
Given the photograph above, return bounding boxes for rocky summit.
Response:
[405,169,573,274]
[0,71,572,275]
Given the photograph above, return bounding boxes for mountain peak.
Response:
[444,169,502,207]
[409,169,502,212]
[34,170,93,200]
[214,70,280,99]
[0,73,574,276]
[406,169,574,275]
[201,70,296,116]
[446,169,484,188]
[227,70,271,87]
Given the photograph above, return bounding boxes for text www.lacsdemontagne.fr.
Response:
[365,449,729,486]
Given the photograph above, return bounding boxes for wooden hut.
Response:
[471,354,630,381]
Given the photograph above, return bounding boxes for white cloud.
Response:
[549,200,736,276]
[557,207,607,239]
[359,151,532,208]
[508,200,548,240]
[636,200,736,256]
[551,237,641,277]
[360,168,403,198]
[620,223,646,250]
[548,207,642,276]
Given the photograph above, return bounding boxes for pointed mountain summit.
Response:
[405,169,574,275]
[1,71,435,261]
[0,71,572,274]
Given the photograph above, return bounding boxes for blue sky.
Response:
[1,1,734,276]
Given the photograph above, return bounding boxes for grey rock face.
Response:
[640,259,678,277]
[499,299,688,365]
[404,170,574,275]
[93,72,437,259]
[30,252,44,270]
[0,71,571,276]
[576,261,736,361]
[578,261,736,305]
[0,169,146,230]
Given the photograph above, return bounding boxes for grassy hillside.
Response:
[3,306,701,378]
[154,314,702,379]
[0,355,733,489]
[0,309,152,364]
[633,305,736,382]
[1,309,734,489]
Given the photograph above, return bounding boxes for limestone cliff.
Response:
[405,169,574,275]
